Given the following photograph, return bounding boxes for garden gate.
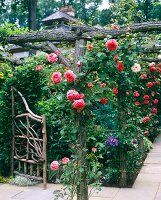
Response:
[11,86,47,189]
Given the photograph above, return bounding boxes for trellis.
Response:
[1,20,161,199]
[11,87,47,189]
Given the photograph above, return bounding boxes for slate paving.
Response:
[1,134,161,200]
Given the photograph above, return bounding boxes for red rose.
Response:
[87,43,93,50]
[144,131,149,135]
[100,83,106,87]
[153,99,159,104]
[114,55,119,60]
[47,53,58,63]
[113,87,118,94]
[143,95,149,100]
[106,39,118,51]
[150,67,157,72]
[140,74,147,79]
[117,62,124,72]
[142,116,150,123]
[133,91,140,97]
[62,157,70,164]
[64,70,76,82]
[152,108,157,114]
[143,100,149,104]
[100,98,108,104]
[135,101,140,106]
[51,72,62,84]
[50,161,59,171]
[73,99,86,111]
[35,65,43,71]
[79,93,85,99]
[67,90,81,101]
[147,82,153,88]
[88,83,93,88]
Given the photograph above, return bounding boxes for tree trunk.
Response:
[28,0,37,31]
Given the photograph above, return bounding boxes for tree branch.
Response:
[5,21,161,44]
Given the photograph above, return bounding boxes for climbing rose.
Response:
[140,73,147,79]
[64,70,76,82]
[142,116,150,123]
[106,39,118,51]
[35,65,43,71]
[92,147,97,153]
[88,83,93,88]
[144,95,149,100]
[112,24,117,30]
[153,99,159,104]
[62,157,70,164]
[153,108,157,114]
[100,83,106,87]
[67,90,80,101]
[47,53,58,63]
[150,66,157,72]
[73,99,86,111]
[77,61,82,67]
[113,88,118,94]
[143,100,149,105]
[51,72,62,84]
[114,55,119,60]
[149,62,155,67]
[55,49,61,55]
[133,91,140,97]
[144,131,149,135]
[147,82,153,88]
[100,98,108,104]
[135,101,140,106]
[131,63,141,73]
[50,161,59,171]
[117,62,124,72]
[87,43,93,50]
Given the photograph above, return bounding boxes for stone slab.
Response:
[11,189,53,200]
[140,164,161,174]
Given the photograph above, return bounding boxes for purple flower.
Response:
[106,136,119,147]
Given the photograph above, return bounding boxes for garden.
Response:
[0,0,161,200]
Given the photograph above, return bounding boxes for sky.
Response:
[99,0,110,10]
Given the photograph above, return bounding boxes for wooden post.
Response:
[42,115,47,189]
[11,86,15,176]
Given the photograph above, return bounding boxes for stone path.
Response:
[1,134,161,200]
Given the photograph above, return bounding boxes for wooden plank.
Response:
[14,156,42,164]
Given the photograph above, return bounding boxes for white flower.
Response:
[131,63,141,73]
[158,55,161,59]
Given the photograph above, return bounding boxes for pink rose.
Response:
[51,72,62,84]
[144,131,149,135]
[117,62,124,72]
[153,108,157,114]
[73,99,86,111]
[64,70,76,82]
[62,157,70,164]
[55,49,61,55]
[50,161,59,171]
[143,95,149,100]
[87,83,93,88]
[153,99,159,104]
[147,82,153,88]
[35,65,43,71]
[92,147,97,153]
[135,101,140,106]
[140,74,147,79]
[100,83,106,87]
[112,88,118,94]
[67,90,80,101]
[143,100,149,104]
[100,98,108,104]
[47,53,58,63]
[114,55,119,60]
[133,91,140,97]
[142,116,150,123]
[106,39,118,51]
[112,24,117,30]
